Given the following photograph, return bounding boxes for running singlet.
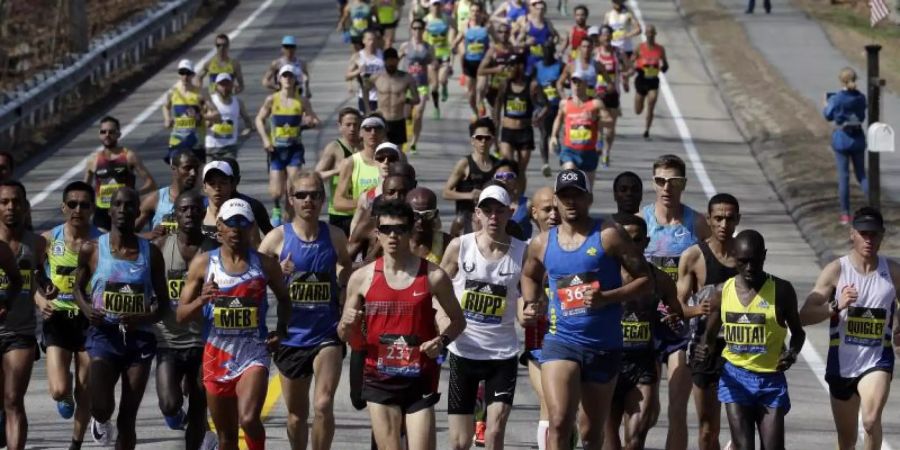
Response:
[544,220,623,349]
[450,234,526,360]
[504,79,533,119]
[569,25,588,60]
[642,203,699,281]
[506,0,527,22]
[206,56,235,93]
[202,249,270,384]
[327,140,355,217]
[93,150,134,210]
[89,234,155,328]
[206,93,240,149]
[687,241,738,354]
[720,276,786,373]
[490,47,515,89]
[455,155,497,214]
[594,50,619,95]
[826,256,896,379]
[351,152,381,201]
[349,2,372,37]
[464,26,490,62]
[169,88,203,149]
[424,14,451,60]
[535,60,562,107]
[635,42,663,79]
[151,187,177,233]
[280,222,340,348]
[405,43,432,89]
[156,234,203,349]
[358,50,385,102]
[562,97,600,151]
[363,258,438,381]
[621,274,659,351]
[46,224,102,312]
[270,93,303,149]
[0,235,37,336]
[605,9,633,52]
[573,57,598,96]
[526,19,552,63]
[375,0,398,24]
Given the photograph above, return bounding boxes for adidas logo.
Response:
[570,275,583,285]
[394,336,408,346]
[480,285,493,294]
[229,298,243,308]
[666,258,676,266]
[862,309,875,319]
[738,314,750,324]
[307,273,318,282]
[120,284,133,294]
[757,299,769,309]
[624,313,638,321]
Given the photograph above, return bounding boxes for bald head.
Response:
[734,229,767,286]
[407,187,437,210]
[735,229,765,255]
[531,186,560,232]
[388,162,417,182]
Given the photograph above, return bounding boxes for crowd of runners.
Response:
[0,1,897,450]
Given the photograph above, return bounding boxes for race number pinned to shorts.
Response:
[166,269,186,308]
[844,306,887,347]
[288,271,332,309]
[462,280,508,324]
[102,281,147,316]
[377,334,422,377]
[555,272,600,317]
[213,296,259,332]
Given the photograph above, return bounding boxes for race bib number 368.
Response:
[555,272,600,317]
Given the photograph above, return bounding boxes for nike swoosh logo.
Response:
[499,271,514,277]
[421,393,435,399]
[674,229,689,237]
[129,267,142,273]
[493,391,513,397]
[140,353,153,359]
[413,291,428,297]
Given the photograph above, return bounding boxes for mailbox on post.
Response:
[867,122,895,153]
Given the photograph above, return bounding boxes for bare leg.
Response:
[2,347,34,450]
[542,360,582,450]
[664,351,691,450]
[310,346,342,450]
[281,373,313,449]
[694,383,722,450]
[578,379,618,450]
[857,370,891,450]
[115,361,152,450]
[207,392,240,450]
[724,403,757,450]
[369,403,405,450]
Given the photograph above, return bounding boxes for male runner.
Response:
[340,0,375,50]
[347,145,408,235]
[550,69,603,186]
[424,0,453,107]
[348,164,417,262]
[136,149,201,235]
[452,2,489,117]
[399,19,435,153]
[611,171,641,224]
[197,34,245,94]
[346,30,385,113]
[259,172,352,450]
[441,185,528,450]
[365,48,420,147]
[339,199,466,450]
[632,25,668,140]
[177,198,290,450]
[333,114,389,214]
[677,193,740,450]
[220,158,274,236]
[513,0,559,76]
[521,169,650,450]
[0,181,44,450]
[39,181,102,450]
[73,187,167,449]
[562,4,589,61]
[593,26,623,168]
[374,0,402,48]
[204,73,254,162]
[443,117,498,237]
[256,64,321,226]
[800,207,900,450]
[200,161,265,250]
[605,214,683,450]
[315,107,362,237]
[84,116,156,231]
[478,22,515,118]
[694,230,805,450]
[641,153,709,450]
[262,35,311,96]
[602,0,641,86]
[163,59,206,163]
[534,40,564,177]
[408,187,453,265]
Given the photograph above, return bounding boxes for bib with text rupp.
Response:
[462,280,508,324]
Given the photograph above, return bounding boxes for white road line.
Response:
[30,0,276,208]
[626,1,894,448]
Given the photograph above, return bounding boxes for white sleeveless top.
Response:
[827,255,897,378]
[604,9,633,52]
[448,233,526,360]
[205,93,240,148]
[357,49,385,102]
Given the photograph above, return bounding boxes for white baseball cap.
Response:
[587,26,600,36]
[477,185,512,207]
[217,198,254,222]
[203,160,234,180]
[215,73,233,83]
[177,59,195,73]
[571,69,588,81]
[278,64,298,78]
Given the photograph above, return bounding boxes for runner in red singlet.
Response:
[632,25,669,140]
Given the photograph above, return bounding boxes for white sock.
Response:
[537,420,550,450]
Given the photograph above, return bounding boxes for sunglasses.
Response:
[377,224,411,236]
[375,154,399,163]
[412,26,423,31]
[413,209,438,221]
[494,172,517,181]
[361,126,383,132]
[281,72,295,78]
[178,70,194,76]
[472,135,493,142]
[283,45,297,49]
[99,129,118,135]
[292,190,324,200]
[215,42,227,48]
[65,200,92,210]
[222,216,252,229]
[653,176,687,189]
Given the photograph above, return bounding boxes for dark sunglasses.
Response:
[375,154,399,163]
[472,135,493,142]
[99,129,118,135]
[283,45,297,49]
[377,224,411,236]
[222,216,252,229]
[413,209,438,221]
[653,176,686,189]
[494,172,517,181]
[361,126,383,132]
[292,190,324,200]
[65,200,92,210]
[215,42,228,48]
[178,70,194,76]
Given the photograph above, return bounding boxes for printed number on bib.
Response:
[167,269,186,308]
[97,183,124,208]
[462,280,508,324]
[103,282,147,316]
[844,306,887,347]
[507,98,527,115]
[288,271,332,308]
[555,272,600,316]
[352,18,369,30]
[212,120,235,138]
[543,85,559,101]
[467,42,485,56]
[723,312,766,354]
[53,265,76,294]
[213,296,259,330]
[530,45,544,58]
[377,334,422,377]
[643,66,659,78]
[649,256,679,281]
[569,126,592,145]
[612,30,626,42]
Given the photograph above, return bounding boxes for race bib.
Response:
[213,296,259,330]
[288,271,332,308]
[160,213,178,234]
[723,312,766,354]
[211,120,235,139]
[649,256,679,281]
[0,269,32,293]
[97,183,124,209]
[408,62,424,76]
[569,126,592,145]
[555,272,601,317]
[643,66,659,78]
[530,44,544,58]
[166,269,186,308]
[543,85,559,102]
[102,281,147,316]
[467,42,485,56]
[461,280,508,324]
[612,30,626,42]
[376,334,422,377]
[352,18,369,31]
[844,306,887,347]
[596,73,609,88]
[622,315,651,348]
[506,97,527,115]
[53,265,76,294]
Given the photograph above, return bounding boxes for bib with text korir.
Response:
[102,281,147,318]
[166,269,186,309]
[377,334,422,377]
[461,280,508,324]
[555,272,601,317]
[723,311,767,354]
[288,271,332,310]
[213,296,259,333]
[621,312,652,349]
[844,306,888,347]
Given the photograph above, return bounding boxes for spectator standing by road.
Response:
[823,67,868,226]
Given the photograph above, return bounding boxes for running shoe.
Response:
[460,74,467,86]
[164,408,187,430]
[441,84,449,102]
[409,144,418,155]
[90,417,114,446]
[840,214,851,225]
[271,207,282,228]
[57,393,76,420]
[601,155,610,169]
[201,431,219,450]
[542,163,552,178]
[643,130,650,140]
[473,420,486,447]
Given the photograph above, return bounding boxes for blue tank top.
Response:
[464,26,490,62]
[535,60,563,106]
[151,186,176,232]
[544,220,623,349]
[642,204,698,280]
[507,0,527,22]
[280,222,341,348]
[89,234,155,329]
[512,196,533,238]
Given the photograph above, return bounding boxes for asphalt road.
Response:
[13,0,900,448]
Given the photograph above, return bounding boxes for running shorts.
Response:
[385,119,408,146]
[559,146,600,172]
[540,337,622,384]
[42,310,88,353]
[500,127,535,150]
[690,337,726,389]
[462,59,482,78]
[634,72,660,96]
[86,325,156,369]
[825,367,893,402]
[613,350,659,403]
[204,365,268,398]
[718,361,790,412]
[274,341,345,379]
[268,145,305,170]
[448,352,517,414]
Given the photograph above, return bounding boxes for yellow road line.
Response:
[207,371,284,450]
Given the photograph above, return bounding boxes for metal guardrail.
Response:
[0,0,201,142]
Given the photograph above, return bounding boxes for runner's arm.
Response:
[477,49,497,76]
[300,97,320,128]
[133,243,168,325]
[346,55,363,81]
[776,278,805,371]
[260,253,291,339]
[799,260,840,325]
[660,46,669,73]
[601,224,651,303]
[329,225,353,294]
[521,232,549,308]
[676,245,704,318]
[441,159,472,202]
[315,144,340,179]
[257,226,284,258]
[177,253,211,323]
[333,158,357,213]
[628,13,642,38]
[890,260,900,353]
[428,263,466,345]
[232,60,246,94]
[696,284,723,363]
[0,241,21,313]
[337,265,369,341]
[196,60,209,90]
[406,74,421,105]
[255,96,274,150]
[439,237,461,278]
[162,91,174,128]
[83,154,96,185]
[348,198,370,247]
[337,3,349,30]
[128,152,158,196]
[73,241,99,323]
[262,60,279,90]
[239,98,254,132]
[134,190,159,232]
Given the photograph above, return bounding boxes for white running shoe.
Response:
[90,417,114,446]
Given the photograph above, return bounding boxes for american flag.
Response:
[869,0,890,26]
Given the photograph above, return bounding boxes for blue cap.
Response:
[281,35,297,46]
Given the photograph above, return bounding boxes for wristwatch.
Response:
[439,334,452,348]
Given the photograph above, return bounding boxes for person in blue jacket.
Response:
[823,67,869,225]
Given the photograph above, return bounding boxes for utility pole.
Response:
[67,0,89,54]
[865,44,882,210]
